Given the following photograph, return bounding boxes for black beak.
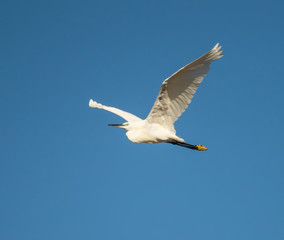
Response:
[108,124,123,127]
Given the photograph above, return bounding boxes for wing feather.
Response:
[146,43,223,133]
[89,99,141,122]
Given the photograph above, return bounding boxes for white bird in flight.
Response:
[89,44,223,151]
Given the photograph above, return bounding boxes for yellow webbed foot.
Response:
[196,145,207,151]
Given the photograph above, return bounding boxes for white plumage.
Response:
[89,44,223,151]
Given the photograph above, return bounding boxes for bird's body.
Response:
[124,121,184,144]
[89,44,223,150]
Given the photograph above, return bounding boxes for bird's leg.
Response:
[168,140,207,151]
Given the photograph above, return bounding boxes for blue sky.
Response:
[1,0,284,239]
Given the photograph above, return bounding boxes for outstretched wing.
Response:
[89,99,142,122]
[146,43,223,133]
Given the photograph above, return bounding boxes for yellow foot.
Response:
[196,145,207,151]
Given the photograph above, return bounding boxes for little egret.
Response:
[89,44,223,150]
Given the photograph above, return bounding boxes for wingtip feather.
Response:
[213,43,219,49]
[208,43,223,61]
[89,99,103,109]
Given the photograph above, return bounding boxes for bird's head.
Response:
[108,122,130,130]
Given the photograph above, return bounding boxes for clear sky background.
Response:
[1,0,284,239]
